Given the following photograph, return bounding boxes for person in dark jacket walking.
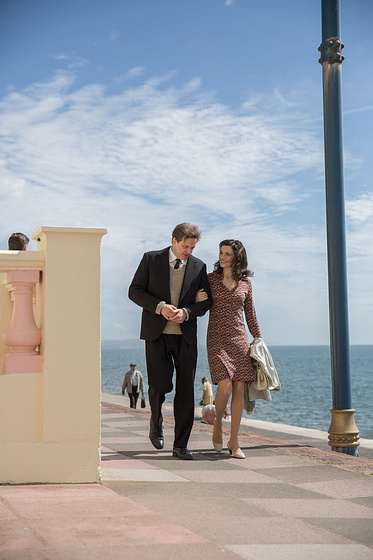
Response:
[128,223,212,460]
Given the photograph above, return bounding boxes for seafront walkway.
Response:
[1,392,373,560]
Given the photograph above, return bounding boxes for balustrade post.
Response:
[2,270,43,374]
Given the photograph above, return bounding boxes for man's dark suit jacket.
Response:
[128,246,212,345]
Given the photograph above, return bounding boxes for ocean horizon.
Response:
[101,341,373,440]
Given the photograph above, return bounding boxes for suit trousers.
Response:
[128,391,140,409]
[145,334,197,448]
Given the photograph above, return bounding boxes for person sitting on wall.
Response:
[201,404,216,425]
[8,232,29,251]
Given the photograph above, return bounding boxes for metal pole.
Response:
[318,0,359,455]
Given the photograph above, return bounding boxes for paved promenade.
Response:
[1,392,373,560]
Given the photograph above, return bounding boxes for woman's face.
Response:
[219,245,235,269]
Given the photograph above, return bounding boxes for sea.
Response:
[101,342,373,440]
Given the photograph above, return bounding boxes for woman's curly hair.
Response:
[213,239,253,280]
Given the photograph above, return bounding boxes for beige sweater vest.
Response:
[162,265,186,335]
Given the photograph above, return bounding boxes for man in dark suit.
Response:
[128,223,212,460]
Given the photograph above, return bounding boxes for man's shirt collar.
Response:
[169,248,187,267]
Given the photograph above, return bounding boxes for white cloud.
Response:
[126,66,146,78]
[109,30,120,43]
[345,192,373,321]
[49,54,89,69]
[0,68,370,344]
[344,105,373,116]
[346,193,373,222]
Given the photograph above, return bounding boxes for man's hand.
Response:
[170,308,187,324]
[161,304,178,320]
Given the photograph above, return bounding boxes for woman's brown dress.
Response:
[207,271,261,384]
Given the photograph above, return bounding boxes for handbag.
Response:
[251,359,268,390]
[141,397,146,408]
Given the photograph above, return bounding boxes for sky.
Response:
[0,0,372,346]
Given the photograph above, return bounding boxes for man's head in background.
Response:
[8,233,30,251]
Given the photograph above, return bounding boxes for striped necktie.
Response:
[174,259,181,269]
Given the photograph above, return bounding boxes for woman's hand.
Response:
[195,289,208,303]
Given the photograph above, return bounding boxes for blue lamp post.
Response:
[318,0,359,455]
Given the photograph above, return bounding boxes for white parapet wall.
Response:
[0,226,107,484]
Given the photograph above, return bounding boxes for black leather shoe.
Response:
[149,419,164,450]
[172,447,193,460]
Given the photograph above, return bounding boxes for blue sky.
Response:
[1,0,372,345]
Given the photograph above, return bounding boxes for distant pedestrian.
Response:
[8,232,29,251]
[122,363,144,409]
[200,376,213,405]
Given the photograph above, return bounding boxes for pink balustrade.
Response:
[2,270,43,374]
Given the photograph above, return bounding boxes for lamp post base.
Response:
[328,409,360,456]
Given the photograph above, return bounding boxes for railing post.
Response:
[2,270,43,374]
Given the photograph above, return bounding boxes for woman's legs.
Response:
[229,381,245,450]
[213,379,232,444]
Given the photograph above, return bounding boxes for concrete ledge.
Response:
[0,441,100,484]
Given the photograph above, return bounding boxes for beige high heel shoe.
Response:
[212,434,222,453]
[227,441,245,459]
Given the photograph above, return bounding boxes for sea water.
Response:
[101,342,373,439]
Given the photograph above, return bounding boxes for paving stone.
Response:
[349,496,373,509]
[141,455,240,470]
[101,420,150,428]
[296,478,373,499]
[227,454,318,469]
[174,469,279,484]
[101,434,151,442]
[181,516,355,545]
[306,518,373,545]
[104,480,220,499]
[101,467,189,482]
[227,544,373,560]
[57,543,242,560]
[254,465,364,483]
[209,482,330,500]
[243,498,373,518]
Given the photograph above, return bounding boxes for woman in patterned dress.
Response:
[196,239,261,458]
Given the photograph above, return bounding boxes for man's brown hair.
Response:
[8,232,29,250]
[172,223,201,242]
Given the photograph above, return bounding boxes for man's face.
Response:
[130,365,136,371]
[172,237,197,260]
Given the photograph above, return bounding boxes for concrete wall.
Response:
[0,226,107,483]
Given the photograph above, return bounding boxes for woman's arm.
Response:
[244,281,261,338]
[195,288,208,303]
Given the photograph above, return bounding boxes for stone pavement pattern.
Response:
[0,394,372,560]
